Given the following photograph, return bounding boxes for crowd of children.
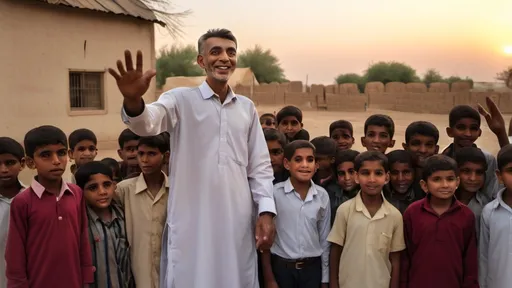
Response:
[0,98,511,288]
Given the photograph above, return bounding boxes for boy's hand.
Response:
[108,50,156,101]
[255,212,275,250]
[477,96,506,136]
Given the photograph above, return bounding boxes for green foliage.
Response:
[238,45,287,83]
[496,66,512,87]
[364,61,419,84]
[335,73,366,92]
[445,76,474,88]
[422,69,444,87]
[156,45,204,88]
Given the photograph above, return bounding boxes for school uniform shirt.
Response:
[479,188,512,288]
[464,190,488,238]
[400,195,478,288]
[384,186,424,214]
[5,178,94,288]
[0,181,26,288]
[271,179,331,283]
[323,180,358,226]
[115,172,169,288]
[122,81,276,288]
[87,201,135,288]
[327,191,405,288]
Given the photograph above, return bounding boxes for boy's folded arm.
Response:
[5,198,29,288]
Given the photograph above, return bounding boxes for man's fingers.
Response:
[143,69,157,85]
[107,68,121,81]
[136,50,143,72]
[116,60,126,76]
[125,50,134,71]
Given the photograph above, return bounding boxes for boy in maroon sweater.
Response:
[400,155,478,288]
[5,125,94,288]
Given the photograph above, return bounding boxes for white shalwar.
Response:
[122,81,276,288]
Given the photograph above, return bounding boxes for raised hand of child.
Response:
[477,96,509,147]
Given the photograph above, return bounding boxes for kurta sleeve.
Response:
[478,207,490,288]
[400,209,413,288]
[246,104,276,215]
[319,196,331,283]
[327,203,348,246]
[462,214,479,288]
[5,197,29,288]
[78,189,95,284]
[121,90,179,137]
[483,154,499,200]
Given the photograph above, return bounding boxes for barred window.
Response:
[69,71,104,110]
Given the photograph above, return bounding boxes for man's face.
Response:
[361,125,395,154]
[331,128,354,150]
[197,37,237,83]
[403,134,438,167]
[446,118,481,148]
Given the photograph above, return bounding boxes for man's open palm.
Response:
[108,50,156,100]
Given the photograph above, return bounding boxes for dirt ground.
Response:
[18,106,511,185]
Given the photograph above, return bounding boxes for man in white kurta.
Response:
[121,78,276,287]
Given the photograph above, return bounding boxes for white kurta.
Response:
[121,81,276,288]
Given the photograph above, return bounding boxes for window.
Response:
[69,71,104,110]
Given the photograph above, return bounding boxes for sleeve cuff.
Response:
[121,106,147,125]
[82,266,96,284]
[258,196,277,216]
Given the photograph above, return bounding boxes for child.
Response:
[68,128,98,183]
[326,149,360,226]
[262,140,330,288]
[361,114,395,154]
[75,161,135,288]
[0,137,26,287]
[310,136,337,186]
[384,150,424,214]
[117,128,141,180]
[402,121,439,172]
[115,135,170,288]
[100,157,122,184]
[328,151,404,288]
[5,125,94,288]
[161,131,171,176]
[276,105,310,141]
[329,120,355,151]
[264,128,289,184]
[479,144,512,288]
[443,105,499,201]
[454,147,488,236]
[401,155,478,288]
[260,113,277,129]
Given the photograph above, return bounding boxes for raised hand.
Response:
[477,96,509,147]
[108,50,156,101]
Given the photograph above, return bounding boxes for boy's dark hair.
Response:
[387,150,414,168]
[334,149,360,168]
[405,121,439,144]
[329,120,353,137]
[454,147,487,170]
[118,129,140,149]
[448,105,481,128]
[198,28,237,54]
[284,140,315,161]
[138,135,169,153]
[161,132,171,147]
[24,125,68,158]
[69,128,97,150]
[354,151,389,172]
[264,128,287,148]
[364,114,395,138]
[276,106,303,124]
[260,113,276,120]
[75,161,113,190]
[294,129,310,141]
[310,136,337,156]
[422,154,459,181]
[497,144,512,171]
[0,137,25,161]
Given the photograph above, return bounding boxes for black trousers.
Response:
[271,254,322,288]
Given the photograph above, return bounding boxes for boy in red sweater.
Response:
[5,125,94,288]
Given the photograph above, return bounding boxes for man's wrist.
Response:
[259,212,275,218]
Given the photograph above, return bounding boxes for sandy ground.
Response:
[18,106,511,185]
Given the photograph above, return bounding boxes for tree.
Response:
[141,0,191,37]
[238,45,287,83]
[422,69,444,87]
[364,61,420,84]
[445,76,474,88]
[156,45,204,88]
[335,73,366,92]
[496,66,512,87]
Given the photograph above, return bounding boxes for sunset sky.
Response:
[155,0,512,85]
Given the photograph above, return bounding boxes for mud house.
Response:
[0,0,162,148]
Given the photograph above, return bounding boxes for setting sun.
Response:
[505,46,512,55]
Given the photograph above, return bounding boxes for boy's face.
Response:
[137,144,165,175]
[284,148,318,183]
[83,173,115,210]
[459,162,485,193]
[389,162,414,194]
[331,128,354,150]
[0,154,24,188]
[278,116,302,139]
[315,154,334,174]
[355,160,389,197]
[420,170,459,200]
[497,163,512,192]
[260,116,276,129]
[337,161,357,191]
[69,139,97,167]
[27,144,67,181]
[117,140,139,166]
[267,140,284,173]
[361,125,395,154]
[403,134,439,167]
[446,118,481,148]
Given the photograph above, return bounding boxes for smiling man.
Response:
[108,28,276,288]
